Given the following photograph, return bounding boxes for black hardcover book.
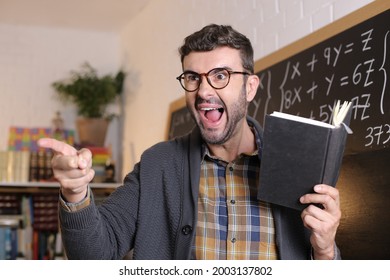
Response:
[258,101,352,211]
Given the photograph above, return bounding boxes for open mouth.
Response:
[199,107,224,122]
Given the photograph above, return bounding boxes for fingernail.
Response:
[79,158,87,168]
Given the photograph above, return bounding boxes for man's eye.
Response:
[211,70,229,81]
[185,74,199,82]
[215,72,227,80]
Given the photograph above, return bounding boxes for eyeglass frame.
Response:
[176,67,251,92]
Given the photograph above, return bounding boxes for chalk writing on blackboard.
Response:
[248,8,389,154]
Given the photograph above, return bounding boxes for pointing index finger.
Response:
[37,137,78,156]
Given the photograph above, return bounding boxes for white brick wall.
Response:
[0,0,375,178]
[0,24,120,148]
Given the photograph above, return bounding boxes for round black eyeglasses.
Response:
[176,67,250,92]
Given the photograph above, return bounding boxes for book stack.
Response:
[87,146,110,183]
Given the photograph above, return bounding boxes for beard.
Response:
[189,84,248,145]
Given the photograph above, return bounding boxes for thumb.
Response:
[77,148,93,170]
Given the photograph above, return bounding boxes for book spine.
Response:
[29,152,39,182]
[20,151,31,182]
[6,151,15,182]
[0,151,7,182]
[44,151,53,181]
[0,216,21,260]
[0,227,5,259]
[322,126,348,186]
[37,151,46,182]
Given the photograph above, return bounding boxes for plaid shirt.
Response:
[193,130,278,260]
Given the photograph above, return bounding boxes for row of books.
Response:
[0,184,115,260]
[0,193,59,230]
[0,193,64,259]
[0,146,116,184]
[0,223,64,260]
[0,150,53,183]
[0,189,115,260]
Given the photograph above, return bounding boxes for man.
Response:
[38,24,341,260]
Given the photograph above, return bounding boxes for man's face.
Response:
[182,46,254,145]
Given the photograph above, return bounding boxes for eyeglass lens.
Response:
[179,68,231,92]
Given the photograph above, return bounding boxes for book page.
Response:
[270,112,335,128]
[271,100,352,129]
[332,100,352,126]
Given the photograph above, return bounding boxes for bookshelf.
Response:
[2,107,122,259]
[0,182,119,259]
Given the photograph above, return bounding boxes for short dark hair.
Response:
[178,24,254,74]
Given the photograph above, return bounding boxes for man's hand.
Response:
[38,138,95,203]
[300,184,341,260]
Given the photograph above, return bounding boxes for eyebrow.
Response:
[182,66,235,74]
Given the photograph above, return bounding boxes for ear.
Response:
[245,74,259,102]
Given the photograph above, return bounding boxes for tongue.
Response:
[205,109,222,122]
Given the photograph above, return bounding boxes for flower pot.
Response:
[76,118,109,147]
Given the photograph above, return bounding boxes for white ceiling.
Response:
[0,0,151,32]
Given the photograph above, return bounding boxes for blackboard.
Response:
[166,96,195,140]
[249,1,389,155]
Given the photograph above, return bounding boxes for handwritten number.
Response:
[365,125,390,147]
[383,124,390,145]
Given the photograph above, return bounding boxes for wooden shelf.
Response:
[0,181,120,193]
[0,181,120,188]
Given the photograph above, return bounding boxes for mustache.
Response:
[195,97,224,107]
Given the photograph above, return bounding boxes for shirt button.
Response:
[231,238,236,243]
[181,225,193,235]
[230,199,236,204]
[229,166,234,172]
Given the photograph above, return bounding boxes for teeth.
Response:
[200,108,223,112]
[200,107,219,111]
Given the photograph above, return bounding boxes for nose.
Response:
[197,75,215,99]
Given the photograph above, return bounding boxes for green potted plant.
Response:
[52,62,125,146]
